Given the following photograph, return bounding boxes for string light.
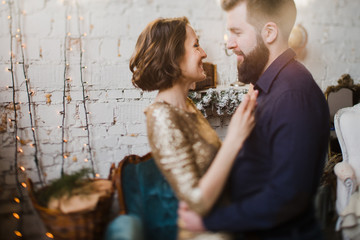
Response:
[14,0,44,188]
[46,232,54,238]
[14,197,20,203]
[19,166,25,172]
[13,213,20,219]
[14,231,22,237]
[21,182,27,188]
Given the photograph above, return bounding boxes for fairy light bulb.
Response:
[13,213,20,219]
[84,158,88,162]
[95,173,100,178]
[46,232,54,238]
[67,15,71,20]
[16,136,20,141]
[14,231,22,237]
[19,166,25,172]
[14,197,20,203]
[21,182,27,188]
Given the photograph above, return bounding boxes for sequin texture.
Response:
[145,99,232,240]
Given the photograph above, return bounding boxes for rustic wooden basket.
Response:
[27,165,115,240]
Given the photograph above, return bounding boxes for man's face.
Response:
[226,2,269,84]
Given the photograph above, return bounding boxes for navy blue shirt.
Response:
[204,49,330,235]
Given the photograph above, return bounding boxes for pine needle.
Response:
[36,168,92,207]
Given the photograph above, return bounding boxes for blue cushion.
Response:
[122,158,178,240]
[104,215,144,240]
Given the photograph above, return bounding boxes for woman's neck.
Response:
[155,82,191,111]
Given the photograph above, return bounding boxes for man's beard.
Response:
[237,36,270,85]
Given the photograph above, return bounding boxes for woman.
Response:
[130,17,257,239]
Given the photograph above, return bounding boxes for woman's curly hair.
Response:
[129,17,189,91]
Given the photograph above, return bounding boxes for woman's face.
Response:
[178,25,207,84]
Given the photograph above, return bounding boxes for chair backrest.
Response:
[116,153,178,240]
[324,74,360,157]
[334,103,360,184]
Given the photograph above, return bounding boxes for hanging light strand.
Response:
[8,0,24,237]
[16,0,44,186]
[60,5,70,177]
[76,1,95,177]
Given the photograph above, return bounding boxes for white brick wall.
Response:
[0,0,359,238]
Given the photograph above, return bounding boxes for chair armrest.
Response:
[334,162,356,184]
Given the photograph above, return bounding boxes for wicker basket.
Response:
[27,165,115,240]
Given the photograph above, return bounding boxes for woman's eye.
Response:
[194,44,199,48]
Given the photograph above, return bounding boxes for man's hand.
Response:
[177,201,206,232]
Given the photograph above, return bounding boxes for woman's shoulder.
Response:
[145,101,178,120]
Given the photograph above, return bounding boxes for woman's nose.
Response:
[200,47,207,59]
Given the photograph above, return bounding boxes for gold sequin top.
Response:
[145,99,232,240]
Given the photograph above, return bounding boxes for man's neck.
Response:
[263,45,289,73]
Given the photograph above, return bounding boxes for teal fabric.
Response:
[105,215,144,240]
[106,158,178,240]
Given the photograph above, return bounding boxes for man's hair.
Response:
[129,17,189,91]
[221,0,296,40]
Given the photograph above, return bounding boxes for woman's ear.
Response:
[262,22,278,44]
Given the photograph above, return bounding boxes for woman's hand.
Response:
[225,90,258,150]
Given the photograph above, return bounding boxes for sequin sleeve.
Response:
[145,103,208,216]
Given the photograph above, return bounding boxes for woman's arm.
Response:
[146,91,257,215]
[198,90,258,212]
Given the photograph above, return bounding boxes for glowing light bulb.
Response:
[84,158,88,162]
[20,166,25,171]
[13,213,20,219]
[14,197,20,203]
[14,231,22,237]
[46,232,54,238]
[21,182,27,188]
[67,15,72,20]
[95,173,100,178]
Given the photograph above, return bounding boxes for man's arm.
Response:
[202,91,329,232]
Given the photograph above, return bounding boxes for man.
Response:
[178,0,330,239]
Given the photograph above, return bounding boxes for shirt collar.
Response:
[254,48,296,94]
